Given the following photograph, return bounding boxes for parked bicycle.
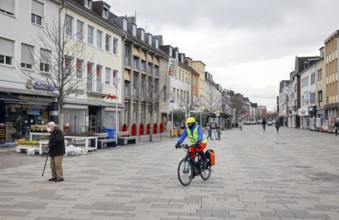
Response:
[177,144,215,186]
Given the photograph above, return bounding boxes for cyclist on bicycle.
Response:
[175,117,208,168]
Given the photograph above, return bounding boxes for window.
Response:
[21,44,34,69]
[124,81,130,96]
[76,20,84,41]
[96,30,102,48]
[318,90,322,102]
[154,65,159,77]
[31,0,43,25]
[40,49,51,72]
[0,0,14,15]
[0,38,14,65]
[141,60,146,72]
[124,43,130,66]
[76,59,83,78]
[84,0,92,9]
[317,69,322,81]
[113,38,118,54]
[87,62,94,91]
[65,14,73,36]
[88,25,94,45]
[113,69,118,78]
[105,67,110,84]
[310,93,315,104]
[133,73,138,96]
[65,56,73,76]
[148,63,152,75]
[133,56,139,69]
[105,34,111,51]
[311,72,316,85]
[103,7,109,19]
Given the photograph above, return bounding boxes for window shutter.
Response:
[21,44,34,64]
[0,38,14,57]
[32,0,43,17]
[0,0,14,14]
[40,49,50,64]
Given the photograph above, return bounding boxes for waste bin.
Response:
[105,128,115,139]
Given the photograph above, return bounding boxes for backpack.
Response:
[205,149,215,166]
[210,122,216,129]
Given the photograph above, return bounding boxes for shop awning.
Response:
[0,93,25,103]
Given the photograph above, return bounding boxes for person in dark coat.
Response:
[262,118,267,131]
[275,119,280,134]
[334,118,339,136]
[47,121,65,182]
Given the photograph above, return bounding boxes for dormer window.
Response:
[122,18,127,31]
[169,47,172,57]
[132,24,136,36]
[103,6,109,19]
[84,0,92,9]
[141,29,144,41]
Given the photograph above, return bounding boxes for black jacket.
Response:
[48,127,65,156]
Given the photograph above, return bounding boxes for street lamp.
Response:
[170,98,174,137]
[113,78,120,144]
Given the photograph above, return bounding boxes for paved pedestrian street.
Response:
[1,126,339,220]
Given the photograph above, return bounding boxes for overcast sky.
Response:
[107,0,339,111]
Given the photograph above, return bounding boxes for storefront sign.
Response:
[33,81,56,91]
[19,95,54,103]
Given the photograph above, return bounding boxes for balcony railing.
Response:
[87,80,111,97]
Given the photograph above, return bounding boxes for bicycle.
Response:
[177,144,211,186]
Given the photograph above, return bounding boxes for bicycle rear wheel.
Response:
[177,159,193,186]
[200,165,211,180]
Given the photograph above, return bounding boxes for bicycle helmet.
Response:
[186,117,196,124]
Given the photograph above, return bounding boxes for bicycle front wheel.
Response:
[177,159,193,186]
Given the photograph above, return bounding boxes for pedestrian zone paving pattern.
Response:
[0,126,339,219]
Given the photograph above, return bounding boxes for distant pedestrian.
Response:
[262,118,267,131]
[47,121,65,182]
[275,119,280,134]
[334,118,339,136]
[210,120,218,140]
[206,123,212,139]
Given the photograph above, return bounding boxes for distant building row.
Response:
[277,30,339,132]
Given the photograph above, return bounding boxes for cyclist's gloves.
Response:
[195,141,201,148]
[175,143,180,149]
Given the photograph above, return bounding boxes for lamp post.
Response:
[113,78,120,144]
[170,98,174,137]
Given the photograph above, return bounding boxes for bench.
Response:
[117,131,136,146]
[94,133,116,149]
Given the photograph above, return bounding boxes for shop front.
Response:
[0,93,54,142]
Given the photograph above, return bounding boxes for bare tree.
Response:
[139,75,169,142]
[20,18,93,130]
[231,95,246,120]
[204,83,222,117]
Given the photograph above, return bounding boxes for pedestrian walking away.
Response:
[47,121,66,182]
[334,118,339,136]
[262,118,267,131]
[210,120,218,140]
[275,119,280,134]
[205,123,212,140]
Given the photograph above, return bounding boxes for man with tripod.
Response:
[46,121,65,182]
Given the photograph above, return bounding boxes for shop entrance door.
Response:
[88,106,102,132]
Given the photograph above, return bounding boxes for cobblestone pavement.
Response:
[0,126,339,219]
